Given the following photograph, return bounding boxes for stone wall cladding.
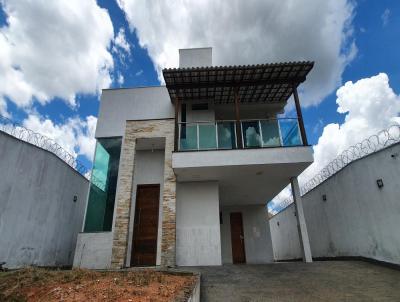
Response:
[111,119,176,269]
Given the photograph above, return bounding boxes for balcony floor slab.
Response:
[172,146,313,205]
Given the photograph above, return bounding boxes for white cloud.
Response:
[381,8,390,27]
[0,0,114,111]
[113,28,131,54]
[23,114,97,161]
[76,115,97,160]
[306,73,400,178]
[117,0,356,106]
[0,97,8,117]
[270,73,400,213]
[135,69,143,77]
[312,118,324,135]
[268,186,292,215]
[117,73,124,85]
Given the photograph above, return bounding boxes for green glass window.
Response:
[180,124,198,150]
[280,119,302,146]
[217,122,236,149]
[261,120,281,147]
[84,137,122,232]
[199,124,217,149]
[242,121,261,148]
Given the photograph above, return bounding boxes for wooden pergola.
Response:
[162,61,314,151]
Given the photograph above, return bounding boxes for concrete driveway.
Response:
[184,261,400,302]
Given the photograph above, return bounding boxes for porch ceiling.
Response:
[172,146,313,206]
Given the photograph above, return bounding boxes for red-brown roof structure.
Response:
[162,61,314,104]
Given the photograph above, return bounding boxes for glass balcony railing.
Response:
[179,118,303,151]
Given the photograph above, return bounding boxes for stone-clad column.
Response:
[111,128,137,269]
[290,177,312,263]
[161,135,176,267]
[110,119,176,269]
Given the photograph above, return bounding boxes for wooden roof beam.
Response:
[165,77,306,90]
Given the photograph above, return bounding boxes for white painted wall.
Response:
[269,204,302,260]
[179,48,212,68]
[221,205,274,264]
[97,48,214,139]
[173,146,313,170]
[0,132,88,269]
[185,101,215,123]
[176,181,222,266]
[270,143,400,265]
[96,87,174,138]
[127,150,165,266]
[73,232,113,269]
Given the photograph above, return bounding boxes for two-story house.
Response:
[73,48,314,269]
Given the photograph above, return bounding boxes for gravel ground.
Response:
[184,260,400,302]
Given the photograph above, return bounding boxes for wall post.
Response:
[290,176,312,263]
[292,85,308,146]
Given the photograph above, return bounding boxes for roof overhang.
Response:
[162,61,314,105]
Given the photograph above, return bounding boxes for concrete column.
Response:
[290,177,312,263]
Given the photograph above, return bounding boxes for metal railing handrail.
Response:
[178,117,303,151]
[178,117,299,125]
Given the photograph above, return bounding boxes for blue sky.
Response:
[0,0,399,180]
[305,0,399,142]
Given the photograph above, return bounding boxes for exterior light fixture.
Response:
[376,179,384,189]
[322,194,327,201]
[277,221,280,226]
[73,195,77,202]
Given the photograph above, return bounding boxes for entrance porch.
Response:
[173,144,313,267]
[175,179,281,267]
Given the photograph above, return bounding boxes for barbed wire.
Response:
[270,124,400,216]
[0,114,105,191]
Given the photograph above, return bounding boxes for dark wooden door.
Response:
[230,212,246,264]
[131,184,160,266]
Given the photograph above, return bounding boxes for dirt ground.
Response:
[0,267,196,302]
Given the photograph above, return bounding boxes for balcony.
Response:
[165,61,314,204]
[178,118,303,151]
[172,117,313,205]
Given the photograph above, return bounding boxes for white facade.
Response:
[176,181,222,266]
[221,205,274,264]
[179,47,212,68]
[73,232,113,269]
[74,47,314,268]
[96,86,174,138]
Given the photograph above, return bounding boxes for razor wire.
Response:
[271,124,400,215]
[0,114,105,190]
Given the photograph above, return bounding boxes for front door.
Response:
[131,184,160,266]
[230,212,246,264]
